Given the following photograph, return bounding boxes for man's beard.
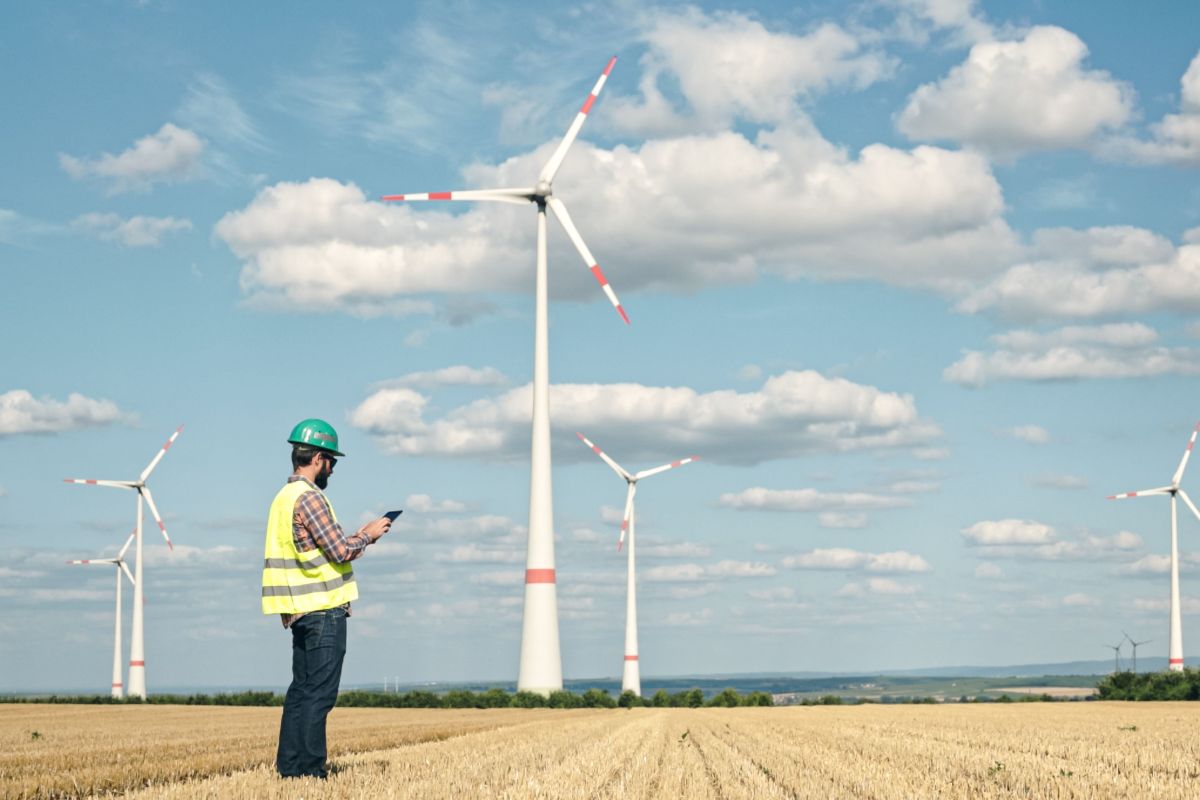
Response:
[315,470,329,490]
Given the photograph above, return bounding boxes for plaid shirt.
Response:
[280,475,372,628]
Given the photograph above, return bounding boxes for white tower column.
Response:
[128,494,147,699]
[1168,497,1184,671]
[517,202,563,695]
[111,567,124,699]
[622,499,641,696]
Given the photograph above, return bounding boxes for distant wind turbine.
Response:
[1123,631,1152,674]
[1107,422,1200,672]
[577,432,699,697]
[67,531,136,698]
[1103,640,1124,674]
[65,426,182,698]
[383,59,628,695]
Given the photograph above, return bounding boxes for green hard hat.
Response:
[287,418,345,457]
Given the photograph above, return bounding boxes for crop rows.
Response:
[3,702,1198,798]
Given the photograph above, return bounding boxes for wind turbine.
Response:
[1107,422,1200,672]
[67,532,135,698]
[1103,640,1123,673]
[577,432,699,697]
[1123,631,1152,674]
[383,59,627,694]
[65,426,182,698]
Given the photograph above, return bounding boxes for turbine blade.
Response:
[577,432,631,480]
[381,188,534,206]
[141,488,173,551]
[140,425,183,483]
[68,559,116,565]
[117,530,136,560]
[635,456,701,481]
[546,197,629,324]
[619,483,636,552]
[120,561,136,587]
[1171,422,1200,487]
[1179,489,1200,524]
[1106,487,1173,499]
[539,56,617,184]
[63,479,136,490]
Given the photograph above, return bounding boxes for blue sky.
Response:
[4,0,1200,691]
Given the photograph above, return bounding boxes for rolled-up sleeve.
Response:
[294,490,371,563]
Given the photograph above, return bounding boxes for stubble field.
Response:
[2,702,1198,799]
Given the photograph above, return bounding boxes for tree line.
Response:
[0,687,773,708]
[1096,668,1200,700]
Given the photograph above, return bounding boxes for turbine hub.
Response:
[534,180,552,197]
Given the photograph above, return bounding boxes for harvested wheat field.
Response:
[3,702,1199,799]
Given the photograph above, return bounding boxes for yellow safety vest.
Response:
[261,479,359,614]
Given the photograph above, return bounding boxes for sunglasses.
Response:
[320,454,338,467]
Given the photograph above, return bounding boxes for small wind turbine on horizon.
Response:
[1103,640,1123,674]
[383,59,628,695]
[577,432,699,697]
[1107,422,1200,673]
[67,531,136,698]
[1123,631,1152,674]
[64,426,182,699]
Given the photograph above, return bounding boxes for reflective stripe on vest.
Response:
[261,480,359,614]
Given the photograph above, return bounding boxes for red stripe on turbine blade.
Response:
[617,305,630,324]
[620,521,629,530]
[429,192,452,200]
[130,660,145,667]
[603,56,617,76]
[589,263,609,286]
[525,569,556,584]
[671,460,682,468]
[581,94,596,115]
[624,655,639,661]
[158,521,166,531]
[381,195,406,201]
[592,445,602,455]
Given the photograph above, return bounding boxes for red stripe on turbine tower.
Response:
[624,655,638,661]
[525,569,556,584]
[130,660,145,667]
[1170,658,1184,664]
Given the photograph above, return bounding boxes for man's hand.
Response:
[362,517,392,543]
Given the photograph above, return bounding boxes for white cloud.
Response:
[738,364,762,381]
[349,370,939,465]
[888,480,940,494]
[836,578,920,597]
[1106,51,1200,165]
[747,586,795,601]
[639,542,712,558]
[974,562,1003,579]
[469,570,522,586]
[660,608,714,627]
[177,72,266,150]
[957,229,1200,321]
[1062,592,1101,607]
[433,544,522,564]
[962,519,1055,546]
[1132,596,1200,615]
[819,512,869,529]
[607,8,891,135]
[403,493,467,514]
[217,123,1015,316]
[719,487,911,512]
[644,560,775,582]
[782,548,932,574]
[0,390,131,436]
[898,26,1132,156]
[1033,474,1088,490]
[59,123,205,192]
[888,0,994,45]
[72,212,192,247]
[375,366,506,390]
[945,323,1200,387]
[423,515,516,538]
[999,424,1050,444]
[1121,554,1171,575]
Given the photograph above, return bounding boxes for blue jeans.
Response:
[277,608,347,778]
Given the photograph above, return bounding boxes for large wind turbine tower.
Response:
[383,60,627,694]
[65,426,182,698]
[1107,422,1200,672]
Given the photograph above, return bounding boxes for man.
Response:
[261,418,392,779]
